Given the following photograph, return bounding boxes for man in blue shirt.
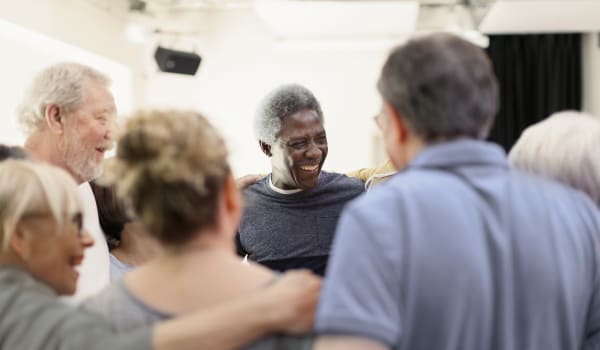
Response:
[314,33,600,350]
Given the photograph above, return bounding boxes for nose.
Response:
[80,229,95,249]
[105,115,118,142]
[305,141,322,159]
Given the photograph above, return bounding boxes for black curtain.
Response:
[485,34,582,151]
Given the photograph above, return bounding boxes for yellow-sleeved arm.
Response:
[347,160,395,183]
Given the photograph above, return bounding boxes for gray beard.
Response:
[58,133,102,182]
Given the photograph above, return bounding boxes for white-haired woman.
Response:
[509,111,600,205]
[0,160,320,350]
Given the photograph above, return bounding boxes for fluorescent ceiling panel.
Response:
[254,0,419,38]
[480,0,600,34]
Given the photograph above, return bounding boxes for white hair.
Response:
[17,62,111,135]
[509,111,600,205]
[0,160,81,251]
[253,84,323,145]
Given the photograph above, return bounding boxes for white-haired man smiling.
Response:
[17,62,116,301]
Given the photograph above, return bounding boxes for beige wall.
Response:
[141,9,396,176]
[0,0,140,145]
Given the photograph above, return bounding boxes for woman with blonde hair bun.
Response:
[85,110,314,349]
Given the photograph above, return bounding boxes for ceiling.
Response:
[91,0,600,45]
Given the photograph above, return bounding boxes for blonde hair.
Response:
[509,111,600,205]
[103,110,230,246]
[17,62,111,136]
[0,160,81,251]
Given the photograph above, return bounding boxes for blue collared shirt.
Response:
[316,139,600,350]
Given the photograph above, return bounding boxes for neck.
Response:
[112,225,162,266]
[24,132,83,184]
[269,174,303,193]
[0,251,25,268]
[122,227,273,315]
[392,134,427,170]
[142,233,238,278]
[270,174,296,190]
[406,136,426,163]
[168,227,235,256]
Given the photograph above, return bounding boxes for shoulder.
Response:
[516,171,600,221]
[339,171,424,235]
[0,268,110,348]
[244,176,270,197]
[82,280,128,318]
[319,171,364,193]
[82,279,167,331]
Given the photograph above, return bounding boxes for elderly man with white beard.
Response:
[17,62,116,302]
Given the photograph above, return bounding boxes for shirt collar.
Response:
[268,175,304,194]
[409,139,508,171]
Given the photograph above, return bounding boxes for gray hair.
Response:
[0,160,81,251]
[378,33,499,142]
[17,62,111,135]
[254,84,323,145]
[509,111,600,205]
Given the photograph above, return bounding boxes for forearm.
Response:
[153,269,320,350]
[152,292,275,350]
[314,336,388,350]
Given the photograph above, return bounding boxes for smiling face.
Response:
[269,109,328,190]
[16,212,93,295]
[59,78,116,183]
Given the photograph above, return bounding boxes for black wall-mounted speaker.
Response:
[154,46,201,76]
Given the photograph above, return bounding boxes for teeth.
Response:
[300,165,318,171]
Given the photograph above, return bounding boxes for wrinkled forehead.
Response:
[278,109,325,138]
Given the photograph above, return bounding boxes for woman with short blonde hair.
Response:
[0,159,320,350]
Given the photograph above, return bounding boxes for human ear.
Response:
[44,104,65,135]
[259,141,272,157]
[383,102,409,145]
[220,175,243,234]
[9,222,31,259]
[224,175,243,216]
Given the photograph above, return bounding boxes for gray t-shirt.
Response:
[316,140,600,350]
[0,266,151,350]
[238,171,364,276]
[85,278,313,350]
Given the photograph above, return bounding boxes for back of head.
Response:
[0,160,81,251]
[378,33,499,141]
[104,110,230,247]
[17,62,111,136]
[509,111,600,205]
[254,84,324,145]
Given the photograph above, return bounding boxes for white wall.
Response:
[0,0,140,145]
[583,32,600,117]
[142,9,396,176]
